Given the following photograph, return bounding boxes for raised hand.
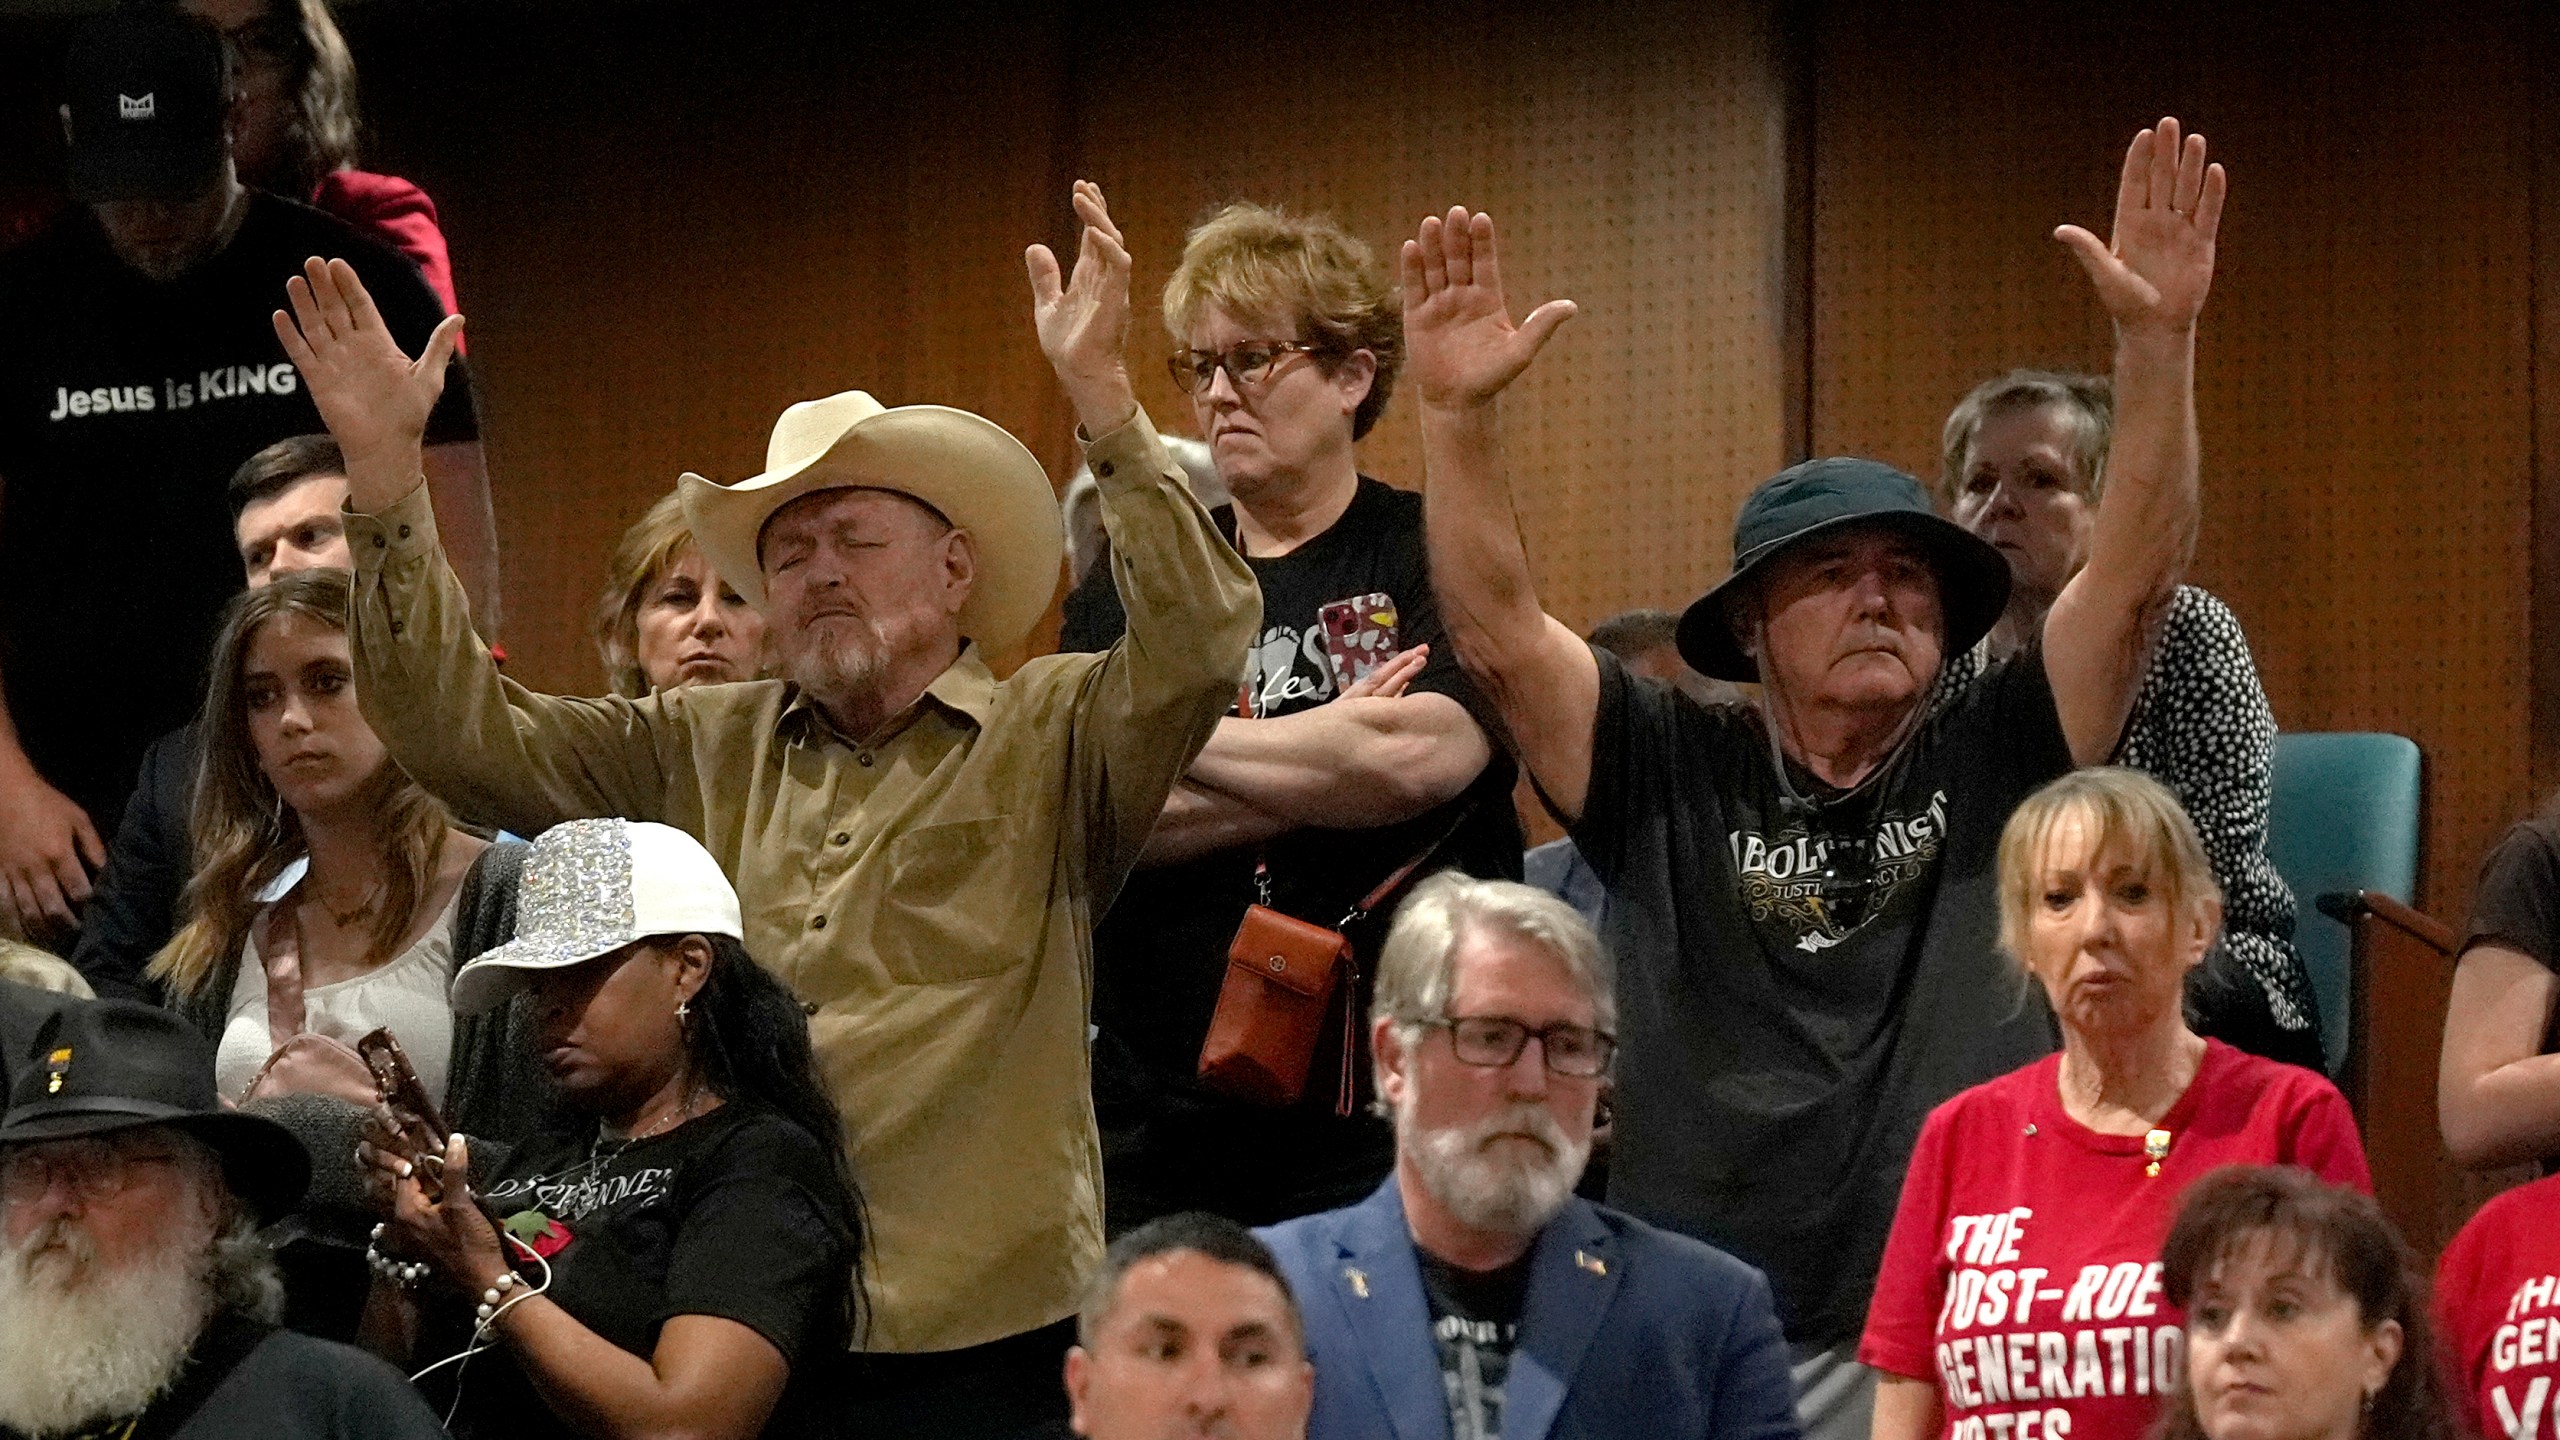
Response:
[1026,180,1139,434]
[1401,208,1577,409]
[271,257,464,507]
[2055,118,2226,337]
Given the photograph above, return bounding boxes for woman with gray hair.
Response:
[1862,768,2366,1440]
[1936,371,2319,1071]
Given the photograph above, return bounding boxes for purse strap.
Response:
[254,900,309,1050]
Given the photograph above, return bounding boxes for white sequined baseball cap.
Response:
[450,819,744,1015]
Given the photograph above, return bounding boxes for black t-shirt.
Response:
[0,1314,446,1440]
[1573,647,2070,1348]
[1059,477,1522,1227]
[1417,1250,1529,1440]
[429,1103,854,1440]
[0,194,476,833]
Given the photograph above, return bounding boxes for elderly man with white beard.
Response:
[0,999,441,1440]
[1257,875,1803,1440]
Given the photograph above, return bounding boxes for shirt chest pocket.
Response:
[872,814,1045,985]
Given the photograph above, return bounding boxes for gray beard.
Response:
[0,1210,220,1436]
[1399,1092,1591,1237]
[781,613,894,714]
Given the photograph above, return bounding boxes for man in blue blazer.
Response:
[1259,874,1801,1440]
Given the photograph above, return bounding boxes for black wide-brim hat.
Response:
[0,1000,309,1223]
[1676,456,2012,683]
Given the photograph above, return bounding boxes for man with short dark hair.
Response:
[1260,874,1800,1440]
[70,434,354,1000]
[0,6,489,946]
[1065,1212,1313,1440]
[0,998,444,1438]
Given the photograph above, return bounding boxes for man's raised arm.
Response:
[273,258,668,833]
[1404,208,1601,821]
[2044,119,2225,765]
[1028,182,1262,893]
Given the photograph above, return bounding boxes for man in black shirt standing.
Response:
[1405,122,2226,1440]
[1058,202,1519,1233]
[0,7,488,946]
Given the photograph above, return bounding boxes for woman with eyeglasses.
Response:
[1862,768,2368,1440]
[1054,202,1520,1235]
[178,0,463,317]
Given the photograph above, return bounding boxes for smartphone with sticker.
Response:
[1317,592,1401,692]
[358,1027,452,1202]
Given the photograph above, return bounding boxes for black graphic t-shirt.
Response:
[1060,477,1522,1229]
[1573,647,2071,1348]
[428,1104,853,1440]
[1418,1250,1530,1440]
[0,194,475,834]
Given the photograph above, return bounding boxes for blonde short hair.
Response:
[0,939,94,997]
[1937,370,2113,509]
[1162,202,1404,440]
[1995,767,2222,966]
[594,491,709,698]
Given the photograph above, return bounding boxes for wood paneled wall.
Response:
[1805,1,2540,924]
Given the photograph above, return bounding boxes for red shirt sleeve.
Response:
[1862,1100,1958,1381]
[2434,1219,2490,1440]
[2275,1071,2372,1194]
[308,170,461,319]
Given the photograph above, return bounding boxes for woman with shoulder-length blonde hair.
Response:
[1862,768,2368,1440]
[593,491,767,698]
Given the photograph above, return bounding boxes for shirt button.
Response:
[832,832,851,846]
[389,621,404,635]
[397,524,412,540]
[801,1000,819,1017]
[811,915,828,930]
[856,752,874,767]
[1096,461,1115,479]
[373,535,387,549]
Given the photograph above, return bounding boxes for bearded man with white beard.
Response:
[1257,875,1803,1440]
[0,1000,442,1440]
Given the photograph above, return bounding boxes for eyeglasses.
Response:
[1426,1016,1616,1077]
[1167,341,1323,396]
[0,1138,186,1208]
[218,16,307,69]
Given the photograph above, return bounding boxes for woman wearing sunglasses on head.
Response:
[1861,769,2368,1440]
[362,818,860,1440]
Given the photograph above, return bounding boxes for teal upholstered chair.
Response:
[2263,733,2424,1078]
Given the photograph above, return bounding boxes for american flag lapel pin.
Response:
[1575,1250,1607,1276]
[1344,1266,1369,1299]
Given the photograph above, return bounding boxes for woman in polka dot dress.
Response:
[1933,369,2324,1072]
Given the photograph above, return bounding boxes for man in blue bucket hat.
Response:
[1399,119,2227,1440]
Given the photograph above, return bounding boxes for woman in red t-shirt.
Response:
[1862,768,2369,1440]
[2436,1172,2560,1440]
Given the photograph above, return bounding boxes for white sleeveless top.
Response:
[213,891,463,1105]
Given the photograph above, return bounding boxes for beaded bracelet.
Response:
[366,1223,431,1289]
[474,1271,525,1327]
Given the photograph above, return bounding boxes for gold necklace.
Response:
[308,877,383,927]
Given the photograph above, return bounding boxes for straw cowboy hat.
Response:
[679,390,1063,650]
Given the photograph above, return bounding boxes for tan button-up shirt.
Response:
[345,409,1258,1352]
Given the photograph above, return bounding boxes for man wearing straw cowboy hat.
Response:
[269,179,1259,1437]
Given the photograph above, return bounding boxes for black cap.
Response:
[1,999,309,1223]
[61,8,231,204]
[1675,456,2011,682]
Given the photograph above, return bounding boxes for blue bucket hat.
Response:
[1675,457,2011,683]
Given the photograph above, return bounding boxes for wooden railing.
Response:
[2317,890,2461,1255]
